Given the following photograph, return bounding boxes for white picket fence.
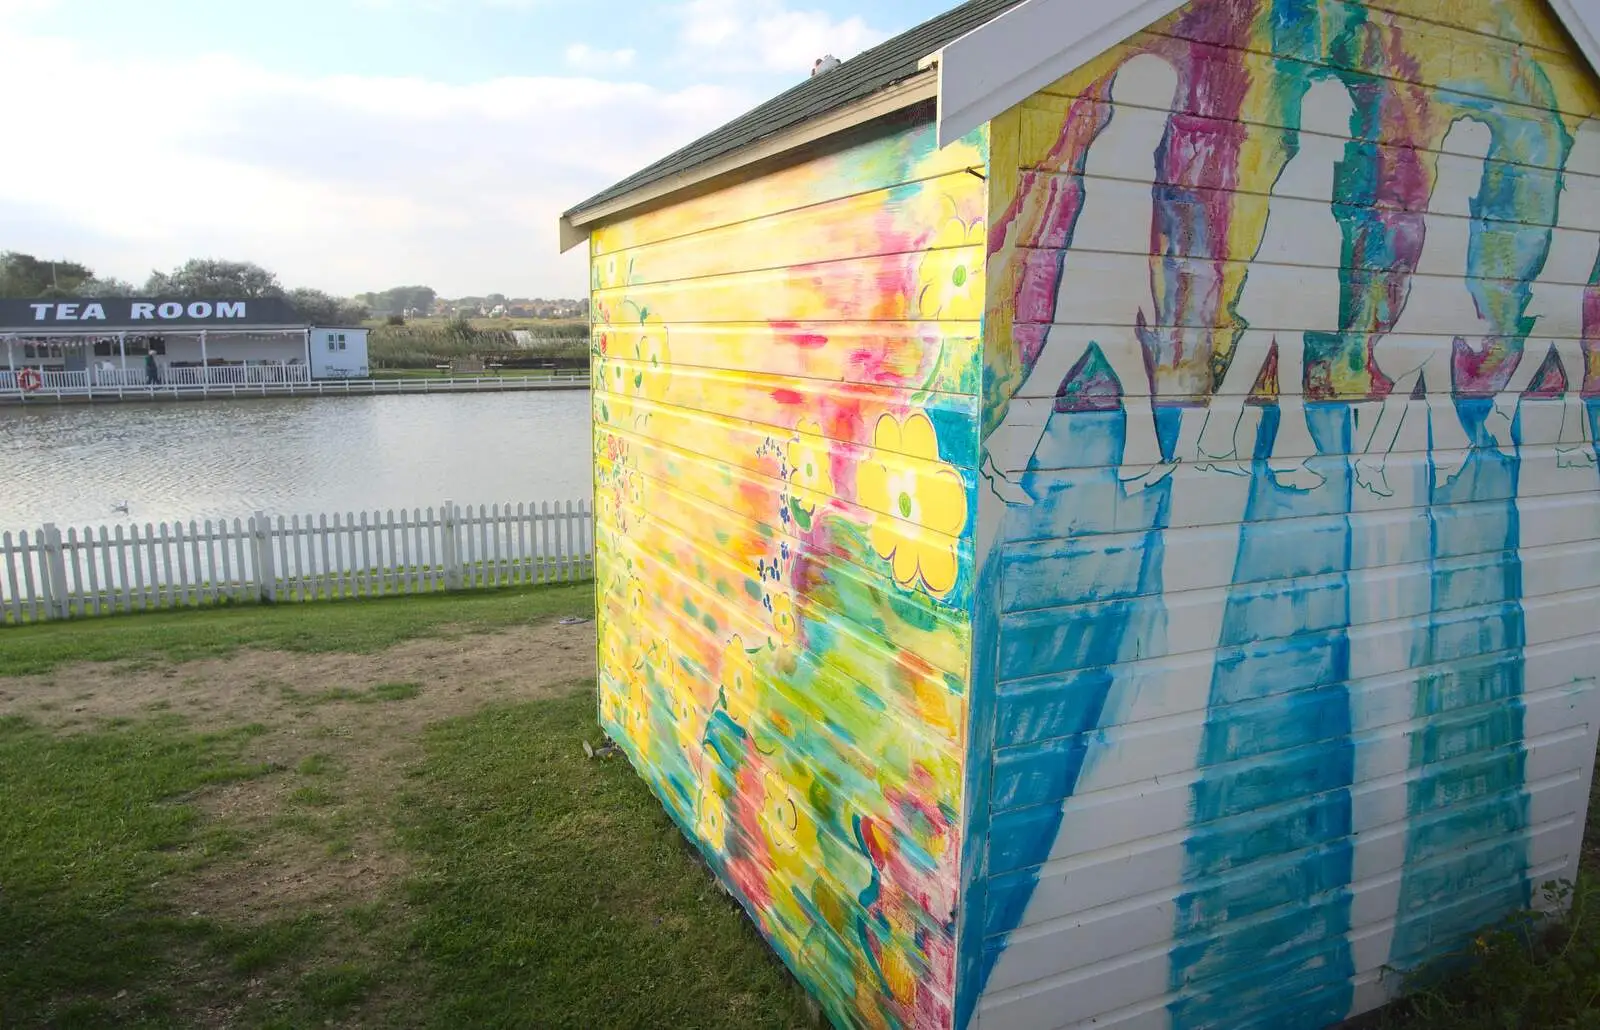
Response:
[0,371,589,402]
[0,499,593,624]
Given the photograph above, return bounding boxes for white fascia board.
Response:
[925,0,1188,147]
[1549,0,1600,81]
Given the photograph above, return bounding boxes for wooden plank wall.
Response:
[969,0,1600,1027]
[590,111,988,1029]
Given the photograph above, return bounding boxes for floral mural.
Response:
[591,117,986,1030]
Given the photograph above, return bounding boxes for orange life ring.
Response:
[16,368,41,392]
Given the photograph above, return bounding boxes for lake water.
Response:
[0,391,593,532]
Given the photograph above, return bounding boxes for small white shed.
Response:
[309,326,369,379]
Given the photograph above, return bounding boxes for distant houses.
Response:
[428,298,587,319]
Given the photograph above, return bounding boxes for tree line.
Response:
[356,286,436,317]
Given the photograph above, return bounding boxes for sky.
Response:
[0,0,954,299]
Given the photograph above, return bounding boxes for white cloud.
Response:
[677,0,887,73]
[0,27,749,297]
[564,43,637,72]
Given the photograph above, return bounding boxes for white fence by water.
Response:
[0,500,593,624]
[0,371,588,402]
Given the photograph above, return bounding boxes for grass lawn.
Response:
[3,587,1600,1028]
[0,586,812,1028]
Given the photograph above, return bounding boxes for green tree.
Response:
[360,286,436,316]
[0,252,94,298]
[397,286,436,314]
[74,276,136,297]
[145,259,282,299]
[286,287,369,325]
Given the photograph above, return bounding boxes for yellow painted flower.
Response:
[771,592,798,642]
[671,696,700,757]
[720,634,758,721]
[913,215,984,320]
[858,412,968,597]
[787,419,835,510]
[601,631,627,684]
[598,678,625,728]
[760,766,823,888]
[695,772,729,853]
[626,642,654,745]
[913,676,960,741]
[758,767,800,849]
[598,620,650,752]
[666,653,705,757]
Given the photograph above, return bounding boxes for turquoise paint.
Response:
[1388,401,1530,971]
[1169,404,1358,1029]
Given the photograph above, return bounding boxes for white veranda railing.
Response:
[0,365,314,390]
[0,499,593,624]
[160,364,311,386]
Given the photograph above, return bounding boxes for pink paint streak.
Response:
[770,321,830,349]
[998,5,1257,408]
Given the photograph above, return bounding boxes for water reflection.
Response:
[0,392,592,530]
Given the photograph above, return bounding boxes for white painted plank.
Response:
[234,518,251,601]
[2,532,21,624]
[540,503,552,585]
[386,509,400,595]
[359,511,374,598]
[517,503,528,582]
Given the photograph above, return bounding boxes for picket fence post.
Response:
[253,511,277,602]
[41,523,69,621]
[441,499,462,590]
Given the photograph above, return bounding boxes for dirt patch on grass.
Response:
[1,618,596,924]
[0,618,594,733]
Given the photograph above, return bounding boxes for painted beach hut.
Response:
[560,0,1600,1026]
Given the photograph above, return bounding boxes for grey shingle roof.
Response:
[562,0,1026,220]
